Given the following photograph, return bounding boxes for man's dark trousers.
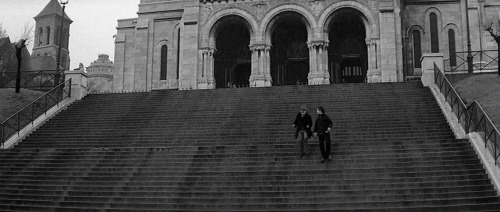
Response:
[318,133,331,159]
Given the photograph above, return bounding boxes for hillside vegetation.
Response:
[454,74,500,129]
[0,88,44,122]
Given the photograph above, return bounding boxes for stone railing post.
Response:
[420,53,443,87]
[64,69,88,100]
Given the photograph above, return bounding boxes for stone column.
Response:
[133,19,149,91]
[366,38,381,83]
[64,69,88,100]
[307,41,330,85]
[321,41,329,81]
[249,44,271,87]
[264,46,272,86]
[198,47,215,89]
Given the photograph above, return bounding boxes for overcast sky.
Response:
[0,0,140,69]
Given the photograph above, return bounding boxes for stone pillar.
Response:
[264,46,272,86]
[198,47,215,89]
[180,1,200,90]
[420,53,443,87]
[307,41,330,85]
[133,19,149,91]
[64,69,88,100]
[249,44,271,87]
[113,34,125,92]
[366,38,381,83]
[379,9,399,82]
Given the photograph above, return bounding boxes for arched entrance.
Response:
[213,16,251,88]
[327,8,368,83]
[270,12,310,86]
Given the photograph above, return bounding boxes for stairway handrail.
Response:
[0,79,72,147]
[433,64,468,128]
[434,64,500,164]
[0,69,63,90]
[467,101,500,164]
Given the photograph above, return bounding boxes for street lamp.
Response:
[55,0,69,86]
[465,0,474,73]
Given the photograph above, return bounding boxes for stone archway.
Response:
[326,8,368,83]
[320,2,379,83]
[269,12,310,86]
[200,9,258,89]
[249,4,319,87]
[211,16,252,88]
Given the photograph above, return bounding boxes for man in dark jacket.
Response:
[314,106,333,163]
[293,105,313,157]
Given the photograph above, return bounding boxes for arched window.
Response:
[430,12,439,53]
[177,28,181,80]
[161,45,168,80]
[448,29,456,66]
[61,55,67,70]
[63,28,68,49]
[38,27,43,46]
[54,27,59,47]
[46,26,50,45]
[413,30,422,68]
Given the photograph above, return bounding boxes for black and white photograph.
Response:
[1,0,500,210]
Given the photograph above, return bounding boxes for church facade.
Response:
[113,0,499,91]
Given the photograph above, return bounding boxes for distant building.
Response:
[31,0,72,71]
[87,54,113,93]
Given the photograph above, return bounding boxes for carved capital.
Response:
[201,47,216,56]
[307,40,329,49]
[249,44,271,52]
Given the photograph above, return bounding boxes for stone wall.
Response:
[403,1,464,76]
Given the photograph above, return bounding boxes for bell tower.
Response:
[32,0,72,70]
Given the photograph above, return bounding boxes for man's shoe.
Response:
[320,158,326,163]
[328,156,332,161]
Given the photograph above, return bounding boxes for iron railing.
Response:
[434,64,469,128]
[0,79,71,147]
[0,70,63,90]
[434,64,500,164]
[444,50,499,73]
[467,101,500,164]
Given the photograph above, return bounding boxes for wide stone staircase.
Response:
[0,82,499,211]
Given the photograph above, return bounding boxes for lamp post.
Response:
[465,0,474,73]
[55,0,68,87]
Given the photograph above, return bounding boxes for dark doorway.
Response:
[214,16,251,88]
[232,63,251,87]
[271,12,309,86]
[340,57,364,83]
[328,9,368,84]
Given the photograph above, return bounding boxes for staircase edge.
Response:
[429,83,500,197]
[2,98,77,149]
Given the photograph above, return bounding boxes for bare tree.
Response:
[17,22,34,48]
[14,22,34,93]
[483,15,500,76]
